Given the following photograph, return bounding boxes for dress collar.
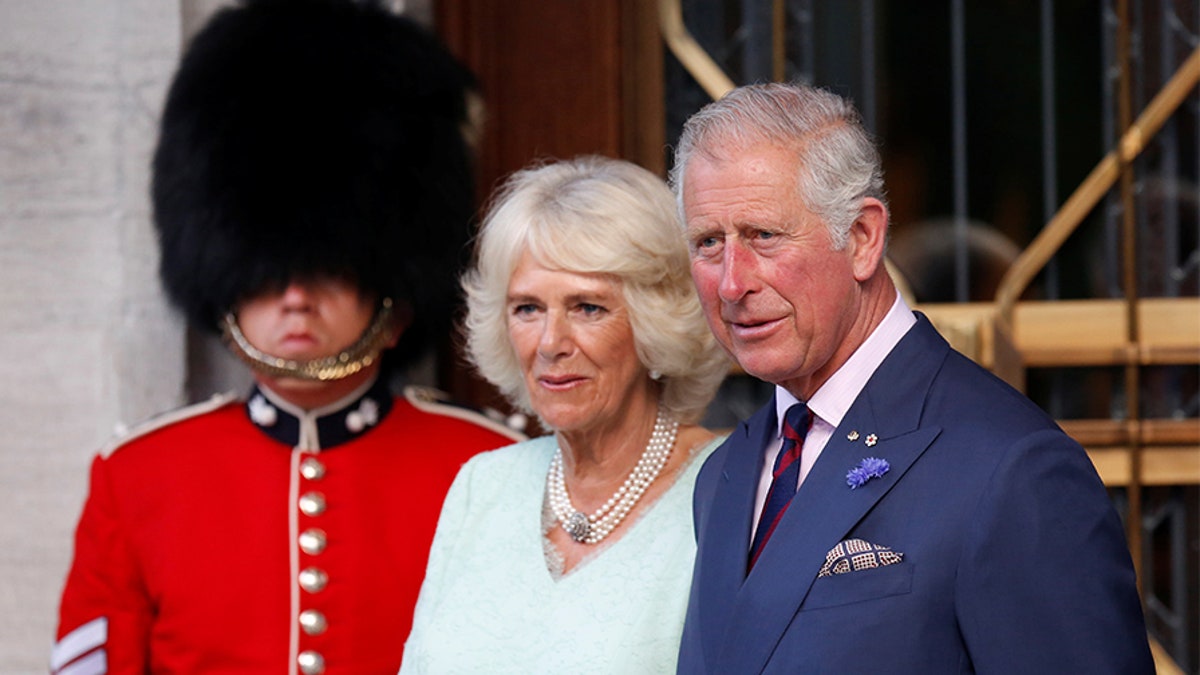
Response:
[245,375,394,451]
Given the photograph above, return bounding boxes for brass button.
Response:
[300,456,326,481]
[298,528,327,555]
[299,567,328,593]
[299,492,327,517]
[297,650,325,675]
[299,609,328,635]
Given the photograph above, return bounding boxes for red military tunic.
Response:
[53,377,521,674]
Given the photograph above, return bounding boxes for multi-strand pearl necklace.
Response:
[546,407,679,545]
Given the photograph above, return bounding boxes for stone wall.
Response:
[0,1,184,670]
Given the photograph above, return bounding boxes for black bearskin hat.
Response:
[152,0,478,368]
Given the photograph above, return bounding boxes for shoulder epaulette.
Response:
[100,391,242,458]
[402,385,525,442]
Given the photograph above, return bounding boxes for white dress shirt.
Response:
[750,292,917,540]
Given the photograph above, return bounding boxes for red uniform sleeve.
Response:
[53,454,152,674]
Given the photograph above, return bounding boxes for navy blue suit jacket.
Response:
[677,315,1153,674]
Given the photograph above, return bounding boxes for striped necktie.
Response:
[749,403,811,571]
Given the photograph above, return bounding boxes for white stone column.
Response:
[0,1,184,671]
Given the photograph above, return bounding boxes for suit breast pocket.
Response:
[801,562,914,611]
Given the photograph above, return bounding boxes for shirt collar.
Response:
[245,374,394,451]
[775,291,915,435]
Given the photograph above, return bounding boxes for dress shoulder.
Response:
[402,385,525,442]
[100,391,242,459]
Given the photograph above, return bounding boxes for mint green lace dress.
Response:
[401,434,721,674]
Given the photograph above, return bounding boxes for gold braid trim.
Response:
[222,298,395,382]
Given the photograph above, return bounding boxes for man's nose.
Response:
[280,281,315,311]
[717,242,756,303]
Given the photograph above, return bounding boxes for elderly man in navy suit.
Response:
[671,82,1153,674]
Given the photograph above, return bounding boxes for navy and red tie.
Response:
[749,403,811,571]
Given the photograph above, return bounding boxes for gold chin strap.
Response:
[222,298,396,382]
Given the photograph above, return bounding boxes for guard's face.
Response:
[505,251,655,436]
[236,277,377,365]
[682,143,864,399]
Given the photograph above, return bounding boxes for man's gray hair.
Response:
[670,82,887,249]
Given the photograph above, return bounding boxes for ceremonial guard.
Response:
[52,1,521,673]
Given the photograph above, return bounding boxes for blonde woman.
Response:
[402,156,729,673]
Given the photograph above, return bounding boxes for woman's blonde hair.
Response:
[462,155,728,424]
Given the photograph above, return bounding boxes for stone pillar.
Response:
[0,1,184,671]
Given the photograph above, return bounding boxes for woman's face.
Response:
[506,251,653,435]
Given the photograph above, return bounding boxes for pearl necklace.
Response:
[546,407,679,545]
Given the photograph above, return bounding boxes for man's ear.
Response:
[849,197,889,282]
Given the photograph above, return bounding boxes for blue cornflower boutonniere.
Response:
[846,457,889,489]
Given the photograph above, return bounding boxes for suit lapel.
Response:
[693,403,776,666]
[712,316,950,673]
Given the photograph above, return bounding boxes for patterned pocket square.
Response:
[818,538,904,577]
